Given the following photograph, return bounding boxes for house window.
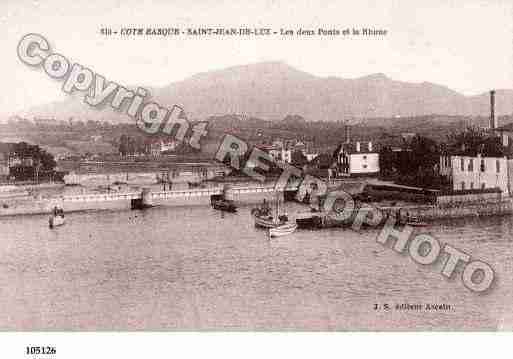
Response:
[468,159,473,172]
[460,158,465,171]
[461,181,465,190]
[481,159,485,172]
[363,155,367,160]
[496,160,500,173]
[481,183,486,189]
[470,182,474,190]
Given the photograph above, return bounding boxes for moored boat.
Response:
[49,206,66,228]
[254,214,278,228]
[252,201,289,228]
[295,214,323,229]
[211,194,237,212]
[212,199,237,212]
[49,214,65,228]
[269,222,298,237]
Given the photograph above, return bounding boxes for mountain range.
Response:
[14,61,513,123]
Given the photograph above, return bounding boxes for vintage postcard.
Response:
[1,0,512,343]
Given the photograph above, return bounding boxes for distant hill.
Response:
[15,61,513,123]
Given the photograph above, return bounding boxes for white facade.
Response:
[160,140,178,153]
[267,148,292,164]
[305,153,319,162]
[347,153,380,175]
[439,154,509,194]
[281,149,292,163]
[337,141,379,176]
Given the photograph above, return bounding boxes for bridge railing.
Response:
[62,192,141,202]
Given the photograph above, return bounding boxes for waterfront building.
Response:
[256,144,292,164]
[255,140,317,165]
[335,141,380,177]
[438,89,513,195]
[439,154,510,194]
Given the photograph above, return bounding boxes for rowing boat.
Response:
[269,222,298,237]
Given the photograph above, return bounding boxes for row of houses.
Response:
[254,136,381,176]
[255,140,320,164]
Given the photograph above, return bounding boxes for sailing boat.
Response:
[267,193,297,238]
[252,198,276,228]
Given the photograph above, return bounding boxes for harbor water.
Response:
[0,203,513,330]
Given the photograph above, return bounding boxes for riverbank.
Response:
[2,177,512,221]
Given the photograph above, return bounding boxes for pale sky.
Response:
[1,0,512,115]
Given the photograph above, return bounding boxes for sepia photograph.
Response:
[1,0,513,356]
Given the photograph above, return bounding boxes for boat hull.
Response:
[212,201,237,212]
[49,215,65,228]
[269,223,298,237]
[254,215,278,228]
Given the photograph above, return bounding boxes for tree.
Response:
[409,135,439,174]
[391,135,442,188]
[127,137,136,155]
[446,126,504,157]
[134,137,146,155]
[310,153,333,169]
[291,150,308,167]
[9,142,56,181]
[379,145,395,177]
[119,135,129,156]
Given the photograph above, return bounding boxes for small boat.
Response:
[254,214,278,228]
[269,222,298,237]
[256,194,295,237]
[49,206,66,228]
[252,205,288,228]
[252,200,276,227]
[295,214,323,229]
[49,214,65,228]
[211,194,237,213]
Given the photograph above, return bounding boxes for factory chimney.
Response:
[345,125,351,143]
[490,90,497,129]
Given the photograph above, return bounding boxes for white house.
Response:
[305,153,319,162]
[160,140,178,153]
[439,154,511,194]
[336,141,379,177]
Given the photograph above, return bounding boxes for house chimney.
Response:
[356,141,361,152]
[345,125,351,143]
[490,90,497,129]
[368,141,373,152]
